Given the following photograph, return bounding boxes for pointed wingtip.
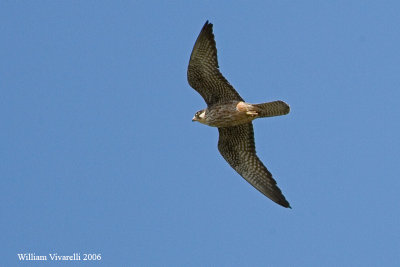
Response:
[203,20,213,30]
[278,199,291,209]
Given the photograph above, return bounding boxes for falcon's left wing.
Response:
[187,21,243,107]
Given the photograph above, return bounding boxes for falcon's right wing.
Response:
[217,123,291,208]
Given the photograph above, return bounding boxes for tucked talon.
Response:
[246,111,258,116]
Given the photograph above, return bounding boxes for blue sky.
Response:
[2,1,400,266]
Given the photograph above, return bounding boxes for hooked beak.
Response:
[192,116,197,122]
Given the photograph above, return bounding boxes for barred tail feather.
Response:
[254,101,290,118]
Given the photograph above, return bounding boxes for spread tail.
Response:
[253,101,290,118]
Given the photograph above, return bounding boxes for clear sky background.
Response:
[2,1,400,266]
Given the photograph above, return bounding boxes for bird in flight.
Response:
[187,21,291,208]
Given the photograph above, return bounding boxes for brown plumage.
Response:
[188,21,291,208]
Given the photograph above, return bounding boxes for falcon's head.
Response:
[192,109,206,123]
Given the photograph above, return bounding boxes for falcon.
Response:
[188,21,291,208]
